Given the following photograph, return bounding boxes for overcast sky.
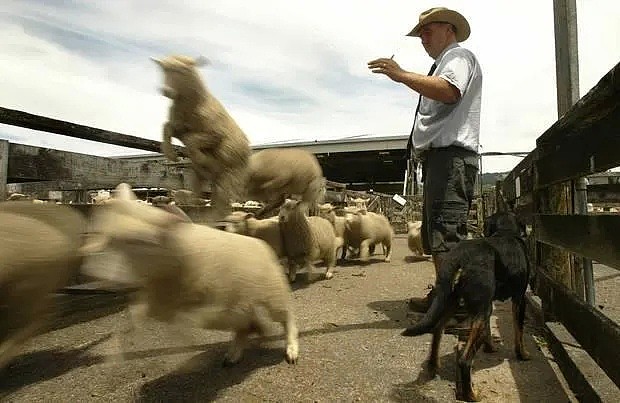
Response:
[1,0,618,173]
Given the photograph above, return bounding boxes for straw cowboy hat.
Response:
[406,7,471,42]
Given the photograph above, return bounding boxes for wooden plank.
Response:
[535,62,620,186]
[0,106,184,154]
[501,149,536,203]
[7,142,188,190]
[535,268,620,387]
[535,214,620,270]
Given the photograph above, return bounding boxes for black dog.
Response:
[401,211,531,402]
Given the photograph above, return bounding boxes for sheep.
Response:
[318,203,347,261]
[0,202,87,370]
[407,220,425,256]
[245,148,325,218]
[345,210,394,263]
[222,211,285,259]
[81,183,298,365]
[6,192,29,201]
[278,199,338,282]
[152,55,251,221]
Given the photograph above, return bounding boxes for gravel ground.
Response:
[1,235,575,402]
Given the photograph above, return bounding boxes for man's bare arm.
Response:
[368,57,460,104]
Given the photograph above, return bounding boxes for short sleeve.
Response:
[437,49,473,96]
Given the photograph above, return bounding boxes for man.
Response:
[368,7,482,311]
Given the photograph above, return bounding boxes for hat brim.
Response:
[406,9,470,42]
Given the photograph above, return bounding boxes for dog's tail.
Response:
[401,256,461,337]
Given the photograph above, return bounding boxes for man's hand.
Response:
[367,57,406,82]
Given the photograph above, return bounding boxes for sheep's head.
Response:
[407,220,423,233]
[151,55,210,99]
[221,211,253,233]
[278,199,307,224]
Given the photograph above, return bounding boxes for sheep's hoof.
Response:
[222,355,241,367]
[285,345,298,364]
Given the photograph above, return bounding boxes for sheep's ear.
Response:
[150,57,164,67]
[194,55,210,67]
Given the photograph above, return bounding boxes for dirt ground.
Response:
[1,235,576,402]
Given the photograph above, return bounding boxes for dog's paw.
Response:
[401,327,419,337]
[516,348,531,361]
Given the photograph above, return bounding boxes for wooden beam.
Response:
[534,62,620,187]
[553,0,580,117]
[7,142,188,190]
[0,106,184,154]
[0,140,8,200]
[535,268,620,387]
[535,214,620,270]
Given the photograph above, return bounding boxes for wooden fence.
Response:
[491,61,620,393]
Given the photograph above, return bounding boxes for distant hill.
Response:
[480,172,509,187]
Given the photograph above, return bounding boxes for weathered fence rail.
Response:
[494,61,620,392]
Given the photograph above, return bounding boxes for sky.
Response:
[0,0,618,173]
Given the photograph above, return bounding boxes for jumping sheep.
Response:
[246,148,325,218]
[278,199,338,282]
[0,202,87,370]
[81,183,298,365]
[152,55,251,220]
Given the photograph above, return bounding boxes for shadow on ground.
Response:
[136,346,285,402]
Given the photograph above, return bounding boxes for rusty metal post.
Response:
[575,177,596,305]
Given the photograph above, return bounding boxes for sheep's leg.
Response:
[0,321,41,370]
[161,123,179,162]
[254,195,286,219]
[269,307,299,364]
[304,261,317,282]
[383,239,393,262]
[287,262,298,283]
[223,329,250,366]
[359,239,372,262]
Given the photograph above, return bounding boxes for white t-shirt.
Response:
[413,42,482,153]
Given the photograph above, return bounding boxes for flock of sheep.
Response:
[0,55,426,376]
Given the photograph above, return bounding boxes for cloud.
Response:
[0,0,618,174]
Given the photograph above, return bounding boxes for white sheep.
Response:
[0,202,87,370]
[345,210,394,263]
[318,203,347,261]
[246,148,325,218]
[81,183,298,365]
[278,199,338,282]
[152,55,251,220]
[222,211,285,259]
[407,220,425,256]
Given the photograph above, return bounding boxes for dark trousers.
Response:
[420,146,479,257]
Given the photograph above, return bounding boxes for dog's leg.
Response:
[428,303,457,376]
[483,305,498,353]
[512,299,531,360]
[457,316,486,402]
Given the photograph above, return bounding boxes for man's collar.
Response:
[434,42,460,63]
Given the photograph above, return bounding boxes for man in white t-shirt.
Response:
[368,7,482,311]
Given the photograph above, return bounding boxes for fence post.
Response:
[0,140,8,200]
